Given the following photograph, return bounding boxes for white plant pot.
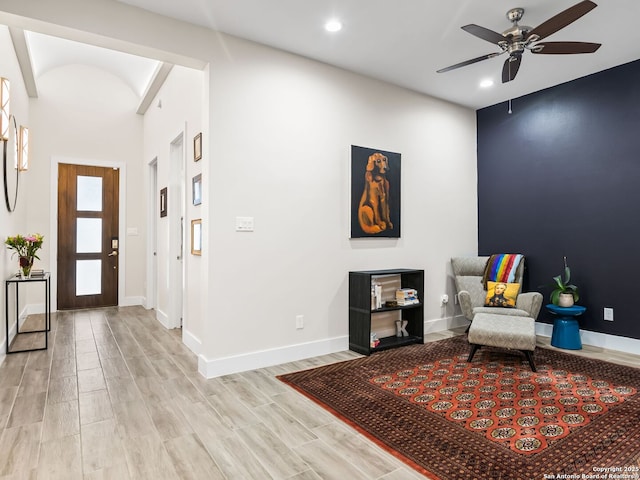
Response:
[558,293,575,308]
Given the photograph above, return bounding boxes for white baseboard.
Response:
[156,309,170,329]
[198,335,349,378]
[535,322,640,356]
[0,306,29,363]
[198,316,468,378]
[26,303,46,315]
[121,296,145,307]
[425,315,469,334]
[182,328,202,356]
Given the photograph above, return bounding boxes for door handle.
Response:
[108,251,118,257]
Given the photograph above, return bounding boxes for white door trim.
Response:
[146,157,158,311]
[167,131,186,329]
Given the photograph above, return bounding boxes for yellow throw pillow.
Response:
[485,281,520,308]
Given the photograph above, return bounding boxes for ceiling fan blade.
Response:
[502,55,522,83]
[528,0,597,41]
[437,52,502,73]
[531,41,601,54]
[461,24,506,45]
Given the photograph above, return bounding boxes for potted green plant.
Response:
[550,257,579,307]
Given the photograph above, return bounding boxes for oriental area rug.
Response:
[278,336,640,480]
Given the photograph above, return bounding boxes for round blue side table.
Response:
[546,304,586,350]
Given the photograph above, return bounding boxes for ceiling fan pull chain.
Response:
[508,98,513,114]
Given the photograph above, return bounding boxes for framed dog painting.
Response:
[350,145,401,238]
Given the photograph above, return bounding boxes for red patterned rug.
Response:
[278,336,640,480]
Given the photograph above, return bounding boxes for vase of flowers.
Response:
[5,234,44,279]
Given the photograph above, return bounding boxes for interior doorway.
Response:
[57,163,119,309]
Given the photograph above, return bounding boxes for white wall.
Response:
[0,25,29,364]
[0,2,479,376]
[28,64,146,307]
[142,65,203,349]
[200,36,478,375]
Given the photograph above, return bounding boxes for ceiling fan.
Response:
[437,0,601,83]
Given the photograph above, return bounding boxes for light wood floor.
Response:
[0,307,638,479]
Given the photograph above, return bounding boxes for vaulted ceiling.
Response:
[115,0,640,109]
[9,0,640,110]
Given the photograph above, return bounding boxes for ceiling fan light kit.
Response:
[437,0,601,83]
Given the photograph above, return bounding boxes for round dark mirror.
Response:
[3,114,19,212]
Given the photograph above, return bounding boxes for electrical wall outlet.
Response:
[440,294,449,306]
[296,315,304,329]
[604,307,614,321]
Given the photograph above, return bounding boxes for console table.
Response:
[5,273,51,354]
[546,303,586,350]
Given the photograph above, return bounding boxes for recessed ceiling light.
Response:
[480,79,494,88]
[324,19,343,33]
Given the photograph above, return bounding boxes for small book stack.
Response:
[396,288,419,306]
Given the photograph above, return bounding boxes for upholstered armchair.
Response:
[451,256,543,324]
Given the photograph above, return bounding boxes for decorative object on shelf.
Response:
[159,187,167,217]
[193,132,202,161]
[373,283,382,309]
[350,145,401,238]
[191,219,202,255]
[192,173,202,206]
[370,332,380,348]
[395,320,409,337]
[5,233,44,279]
[396,287,419,306]
[549,256,579,307]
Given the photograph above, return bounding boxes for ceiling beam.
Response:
[136,62,173,115]
[8,27,38,98]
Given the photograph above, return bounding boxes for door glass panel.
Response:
[77,175,102,211]
[76,218,102,253]
[76,260,102,296]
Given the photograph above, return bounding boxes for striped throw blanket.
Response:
[482,254,524,289]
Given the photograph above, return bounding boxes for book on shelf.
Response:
[396,288,419,305]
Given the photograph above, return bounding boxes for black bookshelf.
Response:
[348,269,424,355]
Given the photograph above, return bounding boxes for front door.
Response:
[57,163,119,309]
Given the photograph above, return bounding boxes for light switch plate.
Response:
[236,216,254,232]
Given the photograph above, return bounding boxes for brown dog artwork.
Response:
[351,146,401,238]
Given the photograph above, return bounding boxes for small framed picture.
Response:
[191,219,202,255]
[160,187,168,217]
[194,132,202,161]
[192,174,202,206]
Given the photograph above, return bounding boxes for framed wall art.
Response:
[192,173,202,206]
[350,145,401,238]
[160,187,167,217]
[191,219,202,255]
[194,132,202,161]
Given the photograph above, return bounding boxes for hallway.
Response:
[0,307,424,479]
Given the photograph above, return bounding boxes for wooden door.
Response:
[57,164,119,309]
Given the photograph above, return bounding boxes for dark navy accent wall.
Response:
[477,58,640,341]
